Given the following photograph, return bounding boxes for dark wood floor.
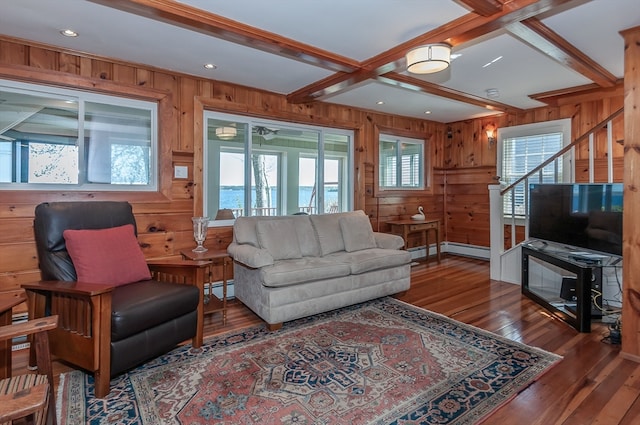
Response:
[11,254,640,424]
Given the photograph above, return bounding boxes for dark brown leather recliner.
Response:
[24,201,202,398]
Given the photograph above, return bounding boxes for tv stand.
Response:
[521,241,621,332]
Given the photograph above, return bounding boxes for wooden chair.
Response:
[24,201,209,398]
[0,315,58,425]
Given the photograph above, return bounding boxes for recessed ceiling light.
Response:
[204,63,217,70]
[425,111,431,114]
[60,29,78,37]
[376,101,384,105]
[482,56,503,68]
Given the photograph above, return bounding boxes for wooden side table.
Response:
[180,250,230,327]
[386,219,441,264]
[0,290,27,379]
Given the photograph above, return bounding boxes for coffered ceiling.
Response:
[1,0,638,123]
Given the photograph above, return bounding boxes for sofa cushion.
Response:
[340,214,377,252]
[331,248,411,275]
[309,213,344,256]
[309,212,367,256]
[256,219,302,260]
[260,257,351,287]
[63,224,151,286]
[292,215,321,257]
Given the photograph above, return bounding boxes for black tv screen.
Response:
[528,183,623,256]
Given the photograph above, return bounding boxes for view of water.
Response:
[219,186,338,211]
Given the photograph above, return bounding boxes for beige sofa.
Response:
[227,210,411,329]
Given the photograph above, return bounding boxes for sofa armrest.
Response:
[227,243,274,268]
[373,232,405,250]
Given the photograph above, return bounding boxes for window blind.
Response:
[502,132,563,216]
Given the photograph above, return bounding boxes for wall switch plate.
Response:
[174,165,188,179]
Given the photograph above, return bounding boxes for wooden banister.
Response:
[500,106,624,196]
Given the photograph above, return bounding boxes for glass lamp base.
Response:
[192,245,208,253]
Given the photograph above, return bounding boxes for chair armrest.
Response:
[21,281,115,296]
[374,232,405,250]
[0,316,58,341]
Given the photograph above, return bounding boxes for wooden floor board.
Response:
[9,254,640,424]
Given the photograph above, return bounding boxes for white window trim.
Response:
[0,79,158,191]
[497,118,573,221]
[497,118,573,184]
[378,133,426,191]
[203,111,354,227]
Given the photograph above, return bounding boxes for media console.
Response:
[521,240,621,332]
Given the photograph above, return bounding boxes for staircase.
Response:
[490,107,624,283]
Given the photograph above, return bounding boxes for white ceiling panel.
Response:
[180,0,469,61]
[327,81,495,123]
[0,0,635,122]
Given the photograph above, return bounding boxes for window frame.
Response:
[498,118,573,218]
[0,78,158,192]
[202,111,354,226]
[373,125,432,197]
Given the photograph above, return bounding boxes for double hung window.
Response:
[378,134,425,190]
[499,119,572,216]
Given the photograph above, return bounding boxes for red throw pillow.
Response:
[63,224,151,286]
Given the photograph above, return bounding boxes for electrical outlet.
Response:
[174,165,188,179]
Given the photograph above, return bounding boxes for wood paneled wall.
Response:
[0,36,627,308]
[443,89,625,246]
[0,36,444,306]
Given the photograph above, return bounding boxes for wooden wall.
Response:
[0,36,445,308]
[443,89,625,246]
[0,36,627,310]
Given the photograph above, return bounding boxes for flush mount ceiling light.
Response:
[215,126,237,140]
[406,43,451,74]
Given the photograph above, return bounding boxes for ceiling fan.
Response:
[253,125,302,140]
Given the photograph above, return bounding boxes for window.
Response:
[204,112,353,221]
[499,119,572,216]
[378,134,425,190]
[0,80,157,190]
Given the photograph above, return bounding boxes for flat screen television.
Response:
[528,183,623,256]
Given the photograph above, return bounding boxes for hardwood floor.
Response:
[11,255,640,424]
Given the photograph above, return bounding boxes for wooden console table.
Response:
[386,219,441,264]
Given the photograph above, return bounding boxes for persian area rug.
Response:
[58,297,561,425]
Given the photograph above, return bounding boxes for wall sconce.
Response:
[486,126,496,148]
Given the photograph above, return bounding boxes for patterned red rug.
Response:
[58,297,561,424]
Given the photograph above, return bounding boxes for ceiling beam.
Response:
[92,0,605,114]
[87,0,360,73]
[379,72,524,114]
[530,80,624,105]
[287,0,585,105]
[506,17,618,87]
[456,0,504,16]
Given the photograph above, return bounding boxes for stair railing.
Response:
[490,106,624,281]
